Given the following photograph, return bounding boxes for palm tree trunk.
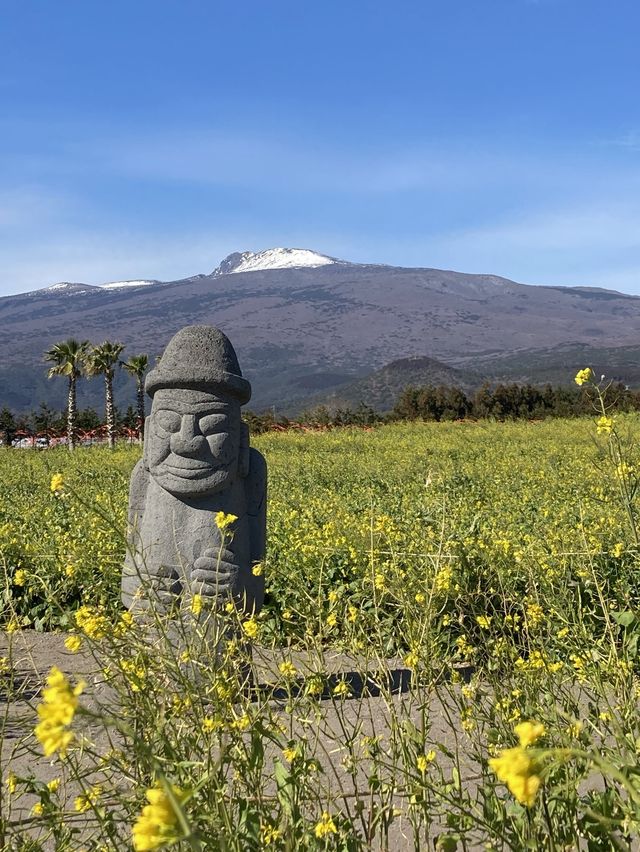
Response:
[67,376,76,451]
[105,373,115,449]
[136,378,145,443]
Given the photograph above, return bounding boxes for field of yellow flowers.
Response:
[2,399,640,848]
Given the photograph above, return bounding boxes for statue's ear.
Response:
[238,421,250,478]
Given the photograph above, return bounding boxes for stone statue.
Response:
[121,326,266,620]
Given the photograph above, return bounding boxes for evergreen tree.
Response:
[0,407,16,446]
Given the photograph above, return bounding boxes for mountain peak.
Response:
[214,247,341,275]
[99,279,159,290]
[44,281,100,295]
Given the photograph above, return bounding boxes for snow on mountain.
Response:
[215,248,340,275]
[43,282,100,295]
[99,279,159,290]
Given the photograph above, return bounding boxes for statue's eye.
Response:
[199,413,227,436]
[154,411,181,433]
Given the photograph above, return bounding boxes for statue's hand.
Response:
[191,547,239,599]
[126,563,181,611]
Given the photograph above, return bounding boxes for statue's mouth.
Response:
[163,460,216,478]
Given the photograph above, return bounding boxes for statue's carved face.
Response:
[146,388,241,496]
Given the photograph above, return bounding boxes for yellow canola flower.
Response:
[332,680,351,697]
[489,746,541,807]
[64,635,83,653]
[261,824,282,845]
[515,721,545,747]
[50,473,64,494]
[242,617,259,639]
[74,605,109,640]
[314,811,338,839]
[278,660,297,678]
[5,772,17,794]
[596,415,614,435]
[132,784,186,851]
[214,511,237,531]
[283,746,299,762]
[403,649,420,669]
[190,594,203,616]
[34,666,85,758]
[47,778,60,793]
[74,784,102,813]
[6,617,21,634]
[232,713,251,732]
[417,750,436,773]
[13,569,26,587]
[574,367,594,386]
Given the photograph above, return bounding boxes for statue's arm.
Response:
[245,448,267,565]
[123,459,149,571]
[127,459,149,532]
[122,459,150,608]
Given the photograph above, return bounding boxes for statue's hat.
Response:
[145,326,251,403]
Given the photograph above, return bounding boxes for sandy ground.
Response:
[0,630,487,850]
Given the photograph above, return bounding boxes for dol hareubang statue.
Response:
[121,326,266,617]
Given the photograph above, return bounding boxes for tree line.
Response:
[3,363,639,447]
[0,402,145,447]
[249,381,640,431]
[44,339,149,449]
[3,339,151,450]
[392,381,639,422]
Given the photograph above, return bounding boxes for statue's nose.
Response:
[170,414,207,457]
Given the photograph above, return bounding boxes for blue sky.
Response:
[2,0,640,295]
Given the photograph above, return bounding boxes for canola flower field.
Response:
[2,392,640,849]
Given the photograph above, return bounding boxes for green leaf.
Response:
[436,834,459,851]
[611,610,635,627]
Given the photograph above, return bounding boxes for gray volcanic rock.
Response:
[122,326,266,625]
[2,251,640,413]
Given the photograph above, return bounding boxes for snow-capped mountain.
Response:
[214,248,341,275]
[43,279,160,295]
[100,279,160,290]
[35,249,341,297]
[5,248,640,417]
[44,281,100,295]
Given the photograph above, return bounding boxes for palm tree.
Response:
[87,341,125,449]
[122,354,149,442]
[44,339,90,451]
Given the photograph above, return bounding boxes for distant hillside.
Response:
[454,343,640,388]
[302,356,482,414]
[2,248,640,413]
[301,344,640,416]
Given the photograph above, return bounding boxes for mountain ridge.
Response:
[1,248,639,414]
